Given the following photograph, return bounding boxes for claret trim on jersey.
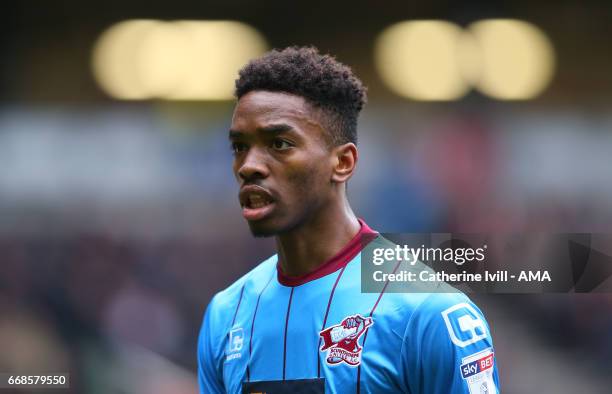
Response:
[276,218,377,286]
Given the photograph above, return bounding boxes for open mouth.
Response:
[244,194,272,209]
[239,186,276,221]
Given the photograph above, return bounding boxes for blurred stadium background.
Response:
[2,1,612,393]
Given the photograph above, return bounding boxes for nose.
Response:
[237,147,269,182]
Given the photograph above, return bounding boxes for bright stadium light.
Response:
[91,20,268,101]
[374,20,470,101]
[163,21,268,100]
[92,20,162,100]
[136,22,192,98]
[465,19,555,100]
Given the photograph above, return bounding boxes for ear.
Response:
[331,143,358,183]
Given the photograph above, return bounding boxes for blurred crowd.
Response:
[1,105,612,393]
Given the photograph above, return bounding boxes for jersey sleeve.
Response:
[197,296,225,394]
[401,293,500,394]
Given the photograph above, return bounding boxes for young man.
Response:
[198,46,499,393]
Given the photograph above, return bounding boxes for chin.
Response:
[246,216,297,238]
[247,220,282,238]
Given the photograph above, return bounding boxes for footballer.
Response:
[197,46,500,393]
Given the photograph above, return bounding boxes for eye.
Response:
[271,139,293,151]
[231,141,248,154]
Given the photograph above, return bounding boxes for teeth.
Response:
[248,194,269,209]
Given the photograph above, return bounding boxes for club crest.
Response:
[319,314,373,367]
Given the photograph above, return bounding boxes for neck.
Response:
[275,198,360,277]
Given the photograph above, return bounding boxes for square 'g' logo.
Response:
[441,303,487,347]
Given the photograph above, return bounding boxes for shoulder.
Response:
[205,254,278,322]
[401,291,493,355]
[375,288,490,351]
[407,291,483,329]
[414,291,475,314]
[199,254,277,359]
[379,289,475,330]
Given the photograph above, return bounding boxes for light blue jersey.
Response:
[198,221,499,393]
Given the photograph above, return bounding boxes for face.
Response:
[229,91,334,237]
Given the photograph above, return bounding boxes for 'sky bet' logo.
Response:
[319,314,373,367]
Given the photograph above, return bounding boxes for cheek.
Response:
[284,156,331,197]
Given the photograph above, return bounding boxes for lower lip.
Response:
[242,202,275,221]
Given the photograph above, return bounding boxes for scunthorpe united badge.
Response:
[319,314,373,367]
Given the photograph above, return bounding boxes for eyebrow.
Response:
[229,123,294,139]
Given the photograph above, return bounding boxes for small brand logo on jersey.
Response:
[226,327,244,362]
[319,314,373,367]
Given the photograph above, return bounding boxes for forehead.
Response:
[231,91,320,130]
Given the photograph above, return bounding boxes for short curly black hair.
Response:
[235,46,367,146]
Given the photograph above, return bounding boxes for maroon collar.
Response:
[276,218,377,287]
